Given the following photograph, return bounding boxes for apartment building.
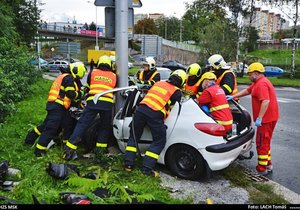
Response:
[243,7,289,40]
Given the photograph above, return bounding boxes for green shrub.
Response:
[0,37,41,122]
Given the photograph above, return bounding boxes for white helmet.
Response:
[142,57,156,70]
[207,54,227,70]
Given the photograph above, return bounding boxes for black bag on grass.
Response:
[46,163,79,180]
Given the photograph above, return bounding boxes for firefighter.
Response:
[136,57,160,86]
[184,63,203,98]
[207,54,239,102]
[26,62,86,157]
[62,55,117,161]
[226,62,279,175]
[197,72,233,133]
[124,69,186,177]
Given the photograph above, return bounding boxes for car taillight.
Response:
[194,123,226,136]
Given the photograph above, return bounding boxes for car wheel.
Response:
[166,144,206,180]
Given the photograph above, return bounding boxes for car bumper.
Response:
[205,127,255,153]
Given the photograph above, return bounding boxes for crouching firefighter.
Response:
[124,70,186,177]
[25,62,86,157]
[62,55,117,161]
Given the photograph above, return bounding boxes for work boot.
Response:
[62,146,78,161]
[141,167,159,178]
[267,161,273,172]
[256,165,268,176]
[34,148,46,157]
[24,131,39,146]
[124,164,134,172]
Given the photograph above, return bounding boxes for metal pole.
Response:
[180,20,182,42]
[115,0,128,110]
[95,6,99,50]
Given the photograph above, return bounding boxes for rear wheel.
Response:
[166,144,207,180]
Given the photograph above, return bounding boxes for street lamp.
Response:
[87,1,99,50]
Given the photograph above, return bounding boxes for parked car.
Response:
[65,58,82,64]
[28,57,48,70]
[88,87,255,180]
[47,60,69,71]
[264,66,285,77]
[128,62,134,69]
[162,60,187,71]
[156,67,172,81]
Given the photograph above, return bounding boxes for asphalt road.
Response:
[237,85,300,195]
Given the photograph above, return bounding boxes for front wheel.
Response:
[165,144,207,180]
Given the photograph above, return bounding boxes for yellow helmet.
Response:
[201,72,217,81]
[247,62,265,73]
[97,55,112,69]
[169,69,187,88]
[207,54,227,70]
[70,62,86,79]
[187,63,201,77]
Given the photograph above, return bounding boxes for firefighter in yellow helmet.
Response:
[24,62,87,157]
[207,54,239,102]
[184,63,203,98]
[197,72,233,133]
[62,55,117,160]
[124,69,186,177]
[136,57,160,86]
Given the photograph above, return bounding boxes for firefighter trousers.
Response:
[256,121,277,168]
[68,107,113,149]
[125,110,166,172]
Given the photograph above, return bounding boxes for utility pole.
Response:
[115,0,128,110]
[180,19,182,42]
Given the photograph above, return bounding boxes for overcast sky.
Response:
[39,0,195,25]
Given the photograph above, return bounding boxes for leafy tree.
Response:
[134,18,158,34]
[182,0,238,62]
[0,3,18,40]
[4,0,40,46]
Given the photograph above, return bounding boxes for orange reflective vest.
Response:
[216,70,238,95]
[139,70,159,82]
[216,70,238,98]
[185,78,202,97]
[48,73,72,109]
[87,70,117,103]
[140,81,178,119]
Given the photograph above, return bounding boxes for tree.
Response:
[134,18,158,34]
[260,0,298,79]
[4,0,40,46]
[183,0,238,62]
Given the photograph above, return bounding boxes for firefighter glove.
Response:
[226,95,234,101]
[255,117,262,127]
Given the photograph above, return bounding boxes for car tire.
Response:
[165,144,206,180]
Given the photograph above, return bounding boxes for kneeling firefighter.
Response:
[24,62,86,157]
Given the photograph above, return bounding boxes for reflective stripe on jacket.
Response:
[87,69,117,103]
[216,70,238,97]
[48,73,71,109]
[140,81,177,119]
[139,70,159,83]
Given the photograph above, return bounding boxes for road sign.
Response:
[58,42,81,55]
[105,7,134,39]
[94,0,142,8]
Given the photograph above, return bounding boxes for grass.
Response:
[0,77,292,204]
[237,76,300,87]
[221,164,289,204]
[0,78,188,204]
